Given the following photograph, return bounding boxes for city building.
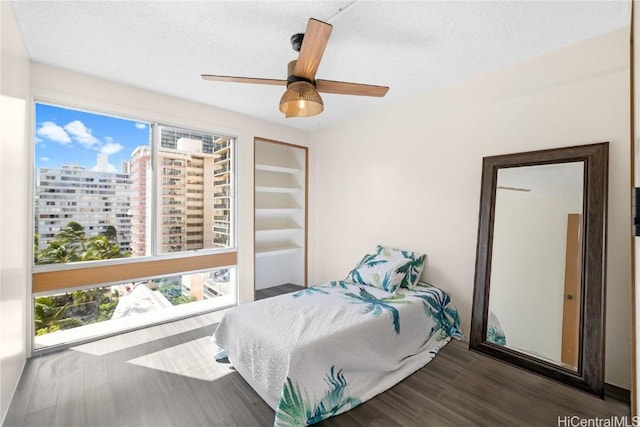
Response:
[128,126,233,257]
[36,156,132,255]
[129,145,150,257]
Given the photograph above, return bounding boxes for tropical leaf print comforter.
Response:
[212,281,463,426]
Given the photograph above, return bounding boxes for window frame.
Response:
[30,97,239,352]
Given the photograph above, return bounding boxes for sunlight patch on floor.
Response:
[66,305,228,356]
[126,336,234,381]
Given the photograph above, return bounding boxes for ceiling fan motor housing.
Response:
[291,33,304,52]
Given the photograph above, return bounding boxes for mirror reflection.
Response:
[487,161,584,371]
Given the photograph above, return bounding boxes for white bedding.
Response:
[213,280,463,426]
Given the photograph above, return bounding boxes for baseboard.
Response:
[605,383,631,404]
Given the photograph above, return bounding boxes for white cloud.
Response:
[64,120,99,148]
[101,142,124,156]
[40,157,50,162]
[91,163,118,173]
[36,121,71,144]
[135,123,147,130]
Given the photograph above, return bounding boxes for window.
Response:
[33,267,236,350]
[33,102,236,349]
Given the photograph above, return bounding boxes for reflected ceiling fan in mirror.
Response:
[497,186,531,192]
[201,18,389,118]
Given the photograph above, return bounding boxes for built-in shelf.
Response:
[255,227,302,235]
[255,186,300,194]
[255,243,303,257]
[255,208,299,215]
[255,163,300,175]
[254,139,307,290]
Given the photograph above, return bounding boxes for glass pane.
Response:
[33,267,237,349]
[488,161,584,371]
[156,125,234,254]
[34,103,150,264]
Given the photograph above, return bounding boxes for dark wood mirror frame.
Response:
[469,142,609,397]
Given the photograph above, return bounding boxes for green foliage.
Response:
[34,296,68,334]
[98,300,118,322]
[37,240,81,264]
[36,221,130,265]
[34,222,131,335]
[156,283,195,305]
[34,233,39,264]
[81,235,129,261]
[169,295,197,305]
[101,225,118,242]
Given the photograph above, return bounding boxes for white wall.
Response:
[1,2,31,422]
[309,28,631,388]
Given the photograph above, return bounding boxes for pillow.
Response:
[375,245,426,289]
[345,253,406,293]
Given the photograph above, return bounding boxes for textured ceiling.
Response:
[10,0,631,131]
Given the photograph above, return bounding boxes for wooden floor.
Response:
[255,283,304,300]
[4,284,630,427]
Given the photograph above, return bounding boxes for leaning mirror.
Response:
[470,142,608,397]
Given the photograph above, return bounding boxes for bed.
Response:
[213,246,463,426]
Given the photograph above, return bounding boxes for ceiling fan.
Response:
[201,18,389,118]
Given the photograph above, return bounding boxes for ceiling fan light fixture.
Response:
[279,81,324,118]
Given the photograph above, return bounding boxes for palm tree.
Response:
[101,225,118,242]
[82,235,126,261]
[34,296,68,334]
[34,296,82,335]
[34,223,130,332]
[58,221,87,251]
[37,239,81,264]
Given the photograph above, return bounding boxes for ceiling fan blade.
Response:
[316,79,389,97]
[294,18,332,81]
[201,74,287,86]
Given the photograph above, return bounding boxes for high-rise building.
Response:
[156,137,215,253]
[36,159,132,253]
[121,160,131,175]
[128,126,233,257]
[213,138,233,248]
[129,146,150,257]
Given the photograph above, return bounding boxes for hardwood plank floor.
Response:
[4,287,630,427]
[255,283,304,300]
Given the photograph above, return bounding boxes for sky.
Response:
[35,103,150,172]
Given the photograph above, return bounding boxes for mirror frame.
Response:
[469,142,609,397]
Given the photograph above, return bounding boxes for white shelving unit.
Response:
[254,139,307,290]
